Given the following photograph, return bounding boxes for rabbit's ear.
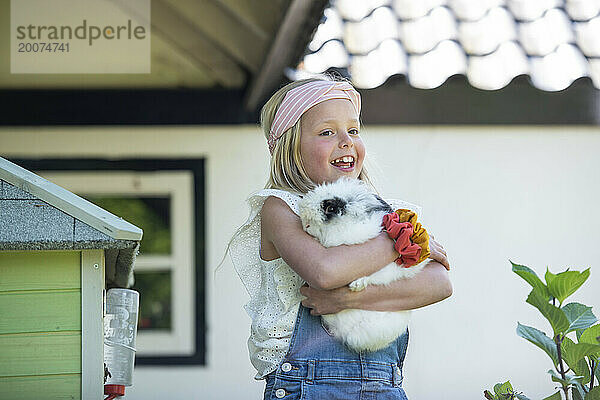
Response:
[373,195,393,213]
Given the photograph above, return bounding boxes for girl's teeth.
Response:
[331,156,354,164]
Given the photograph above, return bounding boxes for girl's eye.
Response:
[349,128,360,135]
[319,130,334,136]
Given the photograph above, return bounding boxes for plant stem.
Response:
[555,334,570,400]
[591,359,596,391]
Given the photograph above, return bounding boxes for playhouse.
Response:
[0,157,142,399]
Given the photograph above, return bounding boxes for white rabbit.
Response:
[299,178,426,352]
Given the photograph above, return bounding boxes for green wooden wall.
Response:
[0,251,81,400]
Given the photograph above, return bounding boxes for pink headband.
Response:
[268,80,361,154]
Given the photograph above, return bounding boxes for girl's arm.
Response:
[300,261,452,315]
[261,196,399,290]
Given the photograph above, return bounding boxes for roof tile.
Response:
[309,8,344,51]
[304,40,349,73]
[400,7,457,54]
[589,58,600,87]
[448,0,505,21]
[409,40,467,88]
[529,43,588,90]
[458,7,517,55]
[565,0,600,21]
[337,0,388,20]
[519,9,574,56]
[392,0,446,19]
[1,181,37,200]
[574,16,600,56]
[507,0,562,21]
[468,41,529,89]
[0,200,74,249]
[351,39,407,88]
[345,7,398,53]
[296,0,600,91]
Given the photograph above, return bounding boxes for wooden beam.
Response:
[0,89,256,124]
[164,0,268,73]
[245,0,328,111]
[81,250,104,400]
[216,0,284,40]
[151,0,246,88]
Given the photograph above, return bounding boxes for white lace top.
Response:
[229,188,421,379]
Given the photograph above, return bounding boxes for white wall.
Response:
[1,125,599,399]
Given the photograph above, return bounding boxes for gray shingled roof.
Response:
[292,0,600,91]
[0,157,143,288]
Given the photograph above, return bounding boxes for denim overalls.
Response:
[263,304,409,400]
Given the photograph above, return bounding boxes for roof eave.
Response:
[0,157,143,242]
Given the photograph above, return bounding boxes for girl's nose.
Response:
[338,132,354,148]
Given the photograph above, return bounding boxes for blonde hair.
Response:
[261,77,372,194]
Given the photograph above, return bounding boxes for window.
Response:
[14,158,205,365]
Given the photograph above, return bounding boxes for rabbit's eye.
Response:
[322,197,345,220]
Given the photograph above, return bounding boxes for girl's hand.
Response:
[300,284,349,316]
[429,234,450,270]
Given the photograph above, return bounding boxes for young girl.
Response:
[229,78,452,400]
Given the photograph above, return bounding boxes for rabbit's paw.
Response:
[349,278,368,292]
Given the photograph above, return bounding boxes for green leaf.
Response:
[563,303,598,333]
[574,342,600,361]
[543,392,562,400]
[575,358,592,385]
[516,394,531,400]
[548,369,584,385]
[545,268,590,306]
[545,268,557,288]
[561,336,600,368]
[512,262,550,299]
[517,322,559,365]
[527,288,569,335]
[573,383,586,400]
[494,381,513,396]
[548,369,563,384]
[562,336,591,384]
[586,386,600,400]
[580,324,600,345]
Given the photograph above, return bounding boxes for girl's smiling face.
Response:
[300,98,365,185]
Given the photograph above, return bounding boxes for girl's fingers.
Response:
[301,298,312,309]
[436,254,450,269]
[428,242,450,269]
[430,238,444,248]
[431,251,450,269]
[430,239,446,256]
